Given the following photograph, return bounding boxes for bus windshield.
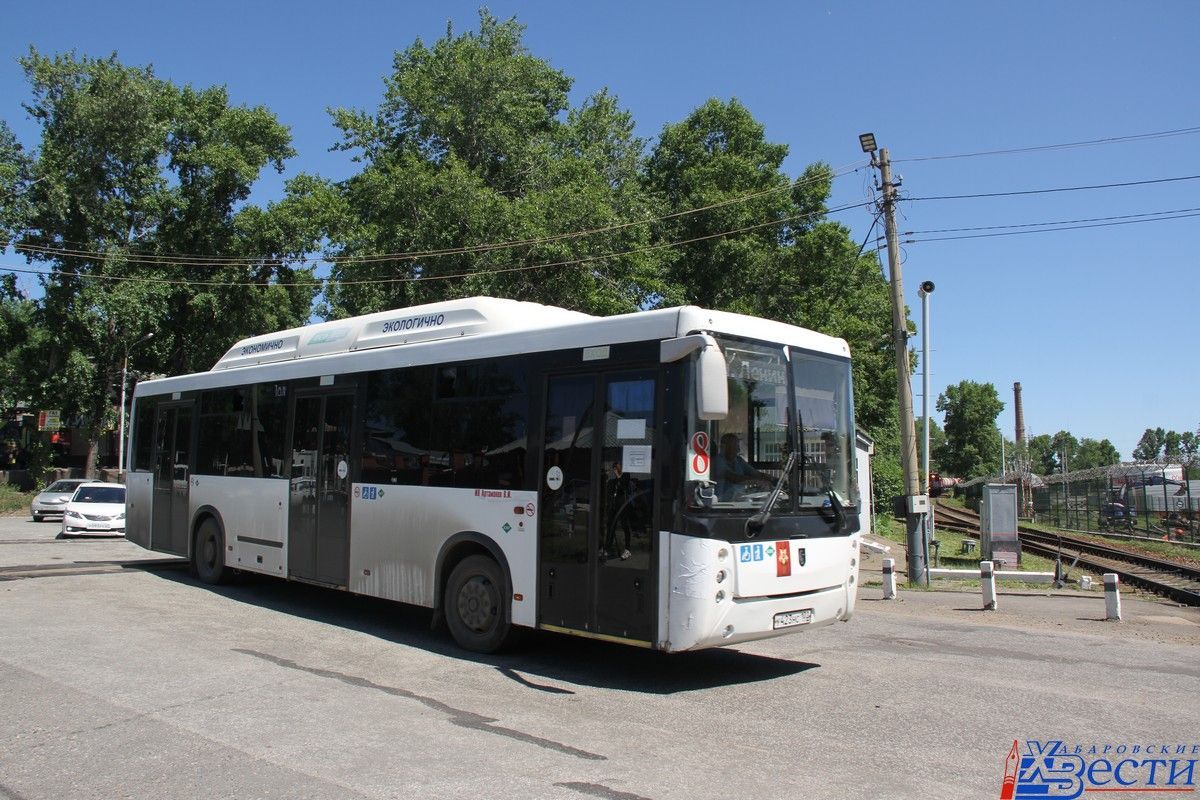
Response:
[689,336,856,512]
[705,339,792,509]
[792,348,856,508]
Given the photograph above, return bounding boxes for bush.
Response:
[0,483,33,515]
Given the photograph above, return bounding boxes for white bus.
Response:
[126,297,862,653]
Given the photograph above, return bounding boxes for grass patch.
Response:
[872,513,906,546]
[1020,519,1199,565]
[0,484,35,515]
[875,511,1060,573]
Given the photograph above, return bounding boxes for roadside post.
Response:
[1103,573,1122,621]
[981,560,997,610]
[882,558,897,599]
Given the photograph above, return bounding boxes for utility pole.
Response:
[861,135,926,585]
[919,280,935,572]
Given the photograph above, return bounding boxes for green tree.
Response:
[1050,430,1080,472]
[0,275,38,415]
[1074,437,1120,470]
[1180,431,1199,471]
[641,98,899,497]
[644,97,792,312]
[324,11,664,317]
[151,83,318,373]
[1164,430,1183,462]
[14,49,316,474]
[0,119,33,244]
[914,416,946,476]
[1026,433,1059,475]
[1132,427,1166,462]
[934,381,1004,478]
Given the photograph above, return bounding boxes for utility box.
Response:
[981,484,1020,567]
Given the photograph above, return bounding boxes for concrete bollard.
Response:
[981,560,997,610]
[882,558,897,599]
[1104,573,1122,621]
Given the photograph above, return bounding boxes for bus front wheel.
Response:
[444,555,512,653]
[193,518,229,585]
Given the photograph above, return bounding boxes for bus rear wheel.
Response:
[444,555,512,653]
[193,518,229,585]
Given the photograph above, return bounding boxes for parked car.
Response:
[60,483,127,537]
[30,479,90,522]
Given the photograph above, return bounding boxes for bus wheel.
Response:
[444,555,512,653]
[193,518,228,585]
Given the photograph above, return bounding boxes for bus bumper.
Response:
[657,532,858,653]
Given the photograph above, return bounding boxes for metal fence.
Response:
[962,464,1199,543]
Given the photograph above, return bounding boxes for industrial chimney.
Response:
[1013,382,1026,445]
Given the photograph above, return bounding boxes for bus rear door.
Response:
[287,390,355,586]
[152,402,193,556]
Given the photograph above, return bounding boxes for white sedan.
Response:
[30,478,89,521]
[60,483,127,537]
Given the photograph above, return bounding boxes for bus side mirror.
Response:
[660,333,728,420]
[696,339,728,420]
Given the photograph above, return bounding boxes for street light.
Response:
[858,132,877,153]
[917,281,934,492]
[917,280,935,583]
[118,332,154,475]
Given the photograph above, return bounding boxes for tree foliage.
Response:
[1026,434,1058,475]
[324,11,666,318]
[934,381,1004,479]
[11,49,317,473]
[3,17,907,487]
[1133,427,1167,462]
[1074,437,1120,470]
[915,417,946,475]
[0,119,33,244]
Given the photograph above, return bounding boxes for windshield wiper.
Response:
[824,487,846,533]
[746,450,796,538]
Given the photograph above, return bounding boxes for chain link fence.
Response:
[961,464,1199,543]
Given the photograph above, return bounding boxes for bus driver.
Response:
[713,433,772,501]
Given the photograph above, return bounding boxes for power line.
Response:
[11,161,869,269]
[905,210,1200,243]
[895,125,1200,163]
[903,206,1200,235]
[906,174,1200,202]
[3,200,874,288]
[856,212,881,257]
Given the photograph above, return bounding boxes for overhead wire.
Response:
[903,206,1200,235]
[11,160,870,269]
[905,210,1200,243]
[894,125,1200,163]
[3,199,875,288]
[906,174,1200,202]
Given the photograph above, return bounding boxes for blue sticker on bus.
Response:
[361,486,380,501]
[739,544,766,563]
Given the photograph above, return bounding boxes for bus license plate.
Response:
[773,609,814,629]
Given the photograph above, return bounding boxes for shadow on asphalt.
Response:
[132,563,819,694]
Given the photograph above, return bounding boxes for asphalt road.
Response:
[1,516,1197,800]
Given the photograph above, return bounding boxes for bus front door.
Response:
[539,370,658,644]
[287,392,354,586]
[151,403,193,556]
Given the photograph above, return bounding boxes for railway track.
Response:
[932,501,1200,606]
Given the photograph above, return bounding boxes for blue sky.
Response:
[3,1,1197,460]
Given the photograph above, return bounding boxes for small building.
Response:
[856,430,875,536]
